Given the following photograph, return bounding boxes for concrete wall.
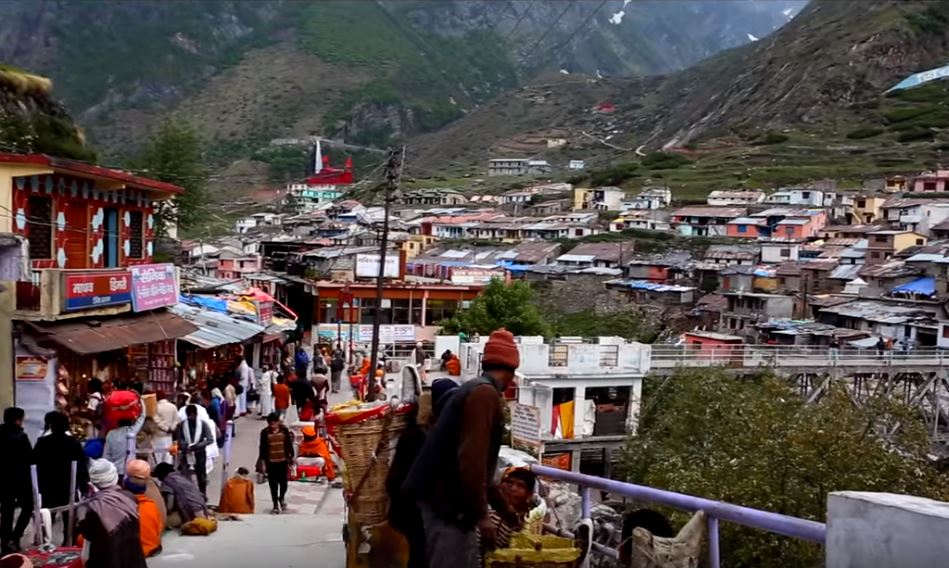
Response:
[827,491,949,568]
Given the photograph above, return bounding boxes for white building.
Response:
[707,190,765,206]
[568,160,586,170]
[623,186,672,211]
[234,212,284,234]
[487,158,552,176]
[764,188,835,207]
[436,335,651,471]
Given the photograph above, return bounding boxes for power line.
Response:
[517,0,576,71]
[505,0,537,40]
[537,0,610,71]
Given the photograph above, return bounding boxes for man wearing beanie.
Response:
[405,328,520,568]
[76,459,146,568]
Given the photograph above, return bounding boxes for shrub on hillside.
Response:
[884,106,934,124]
[897,128,934,142]
[756,132,789,145]
[589,162,638,186]
[846,127,884,139]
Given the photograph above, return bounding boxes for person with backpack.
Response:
[294,347,310,382]
[330,345,346,394]
[406,329,521,568]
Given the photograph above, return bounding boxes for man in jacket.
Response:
[330,347,345,394]
[258,413,294,514]
[0,407,33,556]
[405,328,521,568]
[34,411,89,546]
[175,405,214,499]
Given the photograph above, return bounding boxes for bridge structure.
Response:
[648,345,949,444]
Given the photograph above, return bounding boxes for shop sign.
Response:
[257,300,274,327]
[316,323,416,343]
[130,263,179,312]
[355,253,400,279]
[541,452,572,472]
[15,356,48,381]
[450,267,503,285]
[510,402,543,457]
[63,270,132,311]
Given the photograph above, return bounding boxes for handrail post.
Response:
[708,514,721,568]
[30,464,43,546]
[580,486,592,568]
[220,419,234,492]
[66,460,77,546]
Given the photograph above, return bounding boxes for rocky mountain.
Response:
[0,0,803,167]
[408,0,949,191]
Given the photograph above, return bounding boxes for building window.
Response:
[780,248,791,258]
[917,238,925,245]
[801,191,811,199]
[737,224,747,233]
[27,196,53,260]
[943,326,949,339]
[425,299,457,326]
[925,181,937,191]
[784,227,794,236]
[128,210,144,258]
[874,235,888,243]
[870,251,881,259]
[856,199,866,208]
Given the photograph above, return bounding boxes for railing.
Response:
[532,465,826,568]
[649,345,948,370]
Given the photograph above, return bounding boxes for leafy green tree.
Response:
[129,120,208,235]
[620,369,949,568]
[440,278,550,337]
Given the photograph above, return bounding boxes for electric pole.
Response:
[366,146,403,401]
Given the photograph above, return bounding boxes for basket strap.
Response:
[350,411,396,503]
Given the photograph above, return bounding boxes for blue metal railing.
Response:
[531,465,826,568]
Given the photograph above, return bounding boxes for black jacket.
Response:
[0,423,33,497]
[34,432,89,506]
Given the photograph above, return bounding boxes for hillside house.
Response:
[556,241,634,269]
[623,187,672,210]
[760,240,802,263]
[817,300,940,345]
[573,186,625,211]
[609,210,670,232]
[720,292,795,334]
[401,188,468,206]
[912,170,949,192]
[216,251,263,281]
[866,230,926,265]
[849,195,887,224]
[568,160,585,170]
[764,187,834,207]
[702,245,760,267]
[488,158,529,176]
[884,175,909,192]
[625,251,692,283]
[889,202,949,237]
[606,279,696,305]
[235,212,283,234]
[707,190,765,206]
[670,206,745,237]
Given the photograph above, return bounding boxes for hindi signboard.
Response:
[15,356,48,381]
[63,270,132,311]
[256,300,274,327]
[130,263,178,312]
[510,403,543,457]
[355,253,400,279]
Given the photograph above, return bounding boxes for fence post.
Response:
[66,460,77,546]
[220,420,234,491]
[30,464,43,546]
[126,430,137,472]
[707,514,721,568]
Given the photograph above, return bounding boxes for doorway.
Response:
[103,207,119,268]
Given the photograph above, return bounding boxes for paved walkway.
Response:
[150,388,355,567]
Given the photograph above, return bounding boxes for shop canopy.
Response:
[170,304,265,349]
[25,310,198,355]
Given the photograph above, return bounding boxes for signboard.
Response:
[355,254,400,279]
[257,300,274,327]
[130,263,178,312]
[450,267,503,285]
[63,270,132,311]
[541,452,572,472]
[315,323,416,343]
[510,403,543,456]
[15,356,48,381]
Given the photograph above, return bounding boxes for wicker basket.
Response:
[335,410,409,525]
[485,534,580,568]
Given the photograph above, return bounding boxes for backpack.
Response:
[235,383,245,395]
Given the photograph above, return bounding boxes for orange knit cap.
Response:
[482,328,520,369]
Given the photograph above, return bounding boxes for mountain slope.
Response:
[0,0,803,166]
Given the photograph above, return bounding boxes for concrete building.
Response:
[235,212,283,234]
[720,291,795,334]
[401,188,468,206]
[707,190,765,206]
[216,252,263,281]
[623,187,672,211]
[670,206,746,237]
[764,187,835,207]
[487,158,551,176]
[866,230,926,265]
[573,186,625,211]
[912,170,949,192]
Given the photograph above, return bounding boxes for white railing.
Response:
[650,345,947,369]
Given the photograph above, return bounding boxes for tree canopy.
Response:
[620,369,949,568]
[129,120,207,236]
[440,278,549,337]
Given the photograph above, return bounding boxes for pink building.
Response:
[913,170,949,192]
[216,253,262,281]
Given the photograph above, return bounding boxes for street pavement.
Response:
[150,387,355,567]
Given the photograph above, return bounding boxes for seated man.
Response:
[152,463,208,529]
[298,425,336,482]
[479,468,541,557]
[124,461,164,557]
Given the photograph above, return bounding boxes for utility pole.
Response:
[366,146,403,401]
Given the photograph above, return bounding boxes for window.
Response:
[737,224,747,233]
[870,251,881,259]
[801,191,811,199]
[780,248,791,258]
[856,199,866,208]
[26,196,53,260]
[917,238,925,245]
[425,299,457,326]
[874,235,888,243]
[925,181,937,191]
[784,226,794,236]
[943,325,949,339]
[549,344,568,367]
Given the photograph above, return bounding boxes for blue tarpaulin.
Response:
[180,294,229,313]
[891,276,936,296]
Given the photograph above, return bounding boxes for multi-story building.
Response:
[707,190,765,206]
[670,206,746,237]
[720,291,794,334]
[912,170,949,192]
[866,230,926,265]
[573,186,626,211]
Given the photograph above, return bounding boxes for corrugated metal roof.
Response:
[25,310,198,355]
[170,304,265,349]
[557,254,595,262]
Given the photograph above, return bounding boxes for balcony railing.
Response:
[533,465,825,568]
[649,344,948,370]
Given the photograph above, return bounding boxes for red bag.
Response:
[102,391,142,433]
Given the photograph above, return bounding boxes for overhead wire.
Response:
[516,0,576,71]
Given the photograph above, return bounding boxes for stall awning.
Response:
[170,304,265,349]
[25,310,198,355]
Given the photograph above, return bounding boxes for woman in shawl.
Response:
[76,459,146,568]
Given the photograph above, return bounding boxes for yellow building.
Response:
[851,195,887,224]
[401,234,438,259]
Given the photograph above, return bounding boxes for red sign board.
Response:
[541,452,572,472]
[63,271,132,311]
[257,300,274,327]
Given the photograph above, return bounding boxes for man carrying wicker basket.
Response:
[405,328,521,568]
